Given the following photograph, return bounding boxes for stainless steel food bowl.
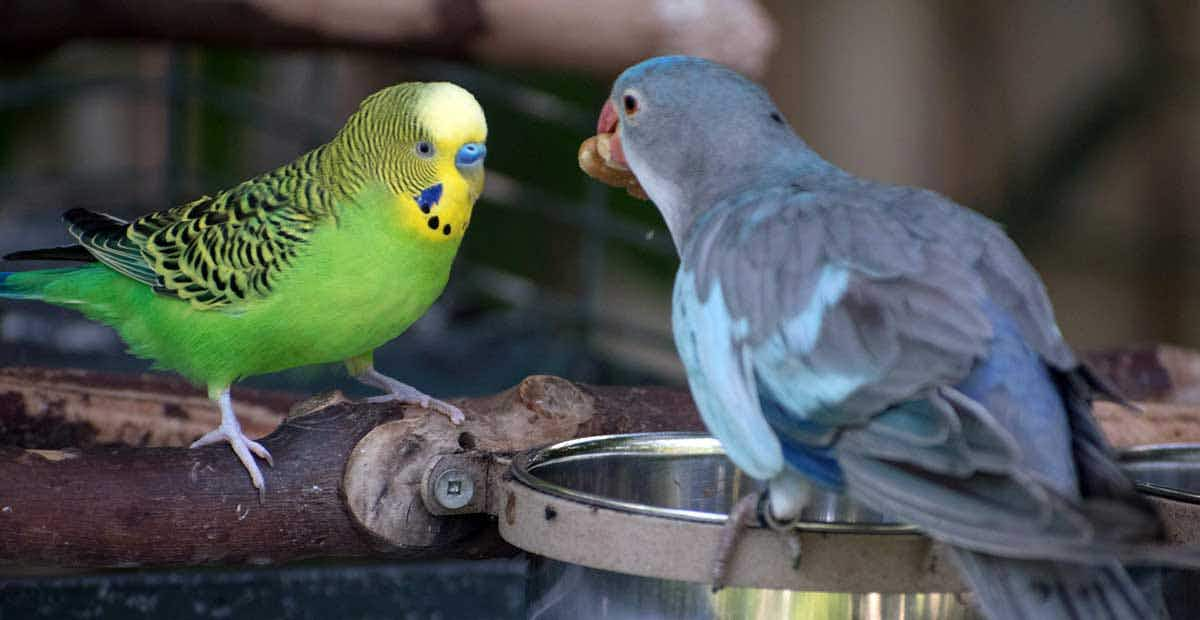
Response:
[512,432,907,529]
[505,435,1200,620]
[1121,443,1200,504]
[1119,443,1200,620]
[503,433,975,620]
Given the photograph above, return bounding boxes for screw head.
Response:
[434,468,474,510]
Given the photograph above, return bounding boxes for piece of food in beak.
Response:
[578,101,648,203]
[579,135,648,200]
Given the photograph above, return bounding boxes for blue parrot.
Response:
[589,56,1194,619]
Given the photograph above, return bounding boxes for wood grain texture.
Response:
[0,370,703,569]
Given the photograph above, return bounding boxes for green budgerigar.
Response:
[0,82,488,493]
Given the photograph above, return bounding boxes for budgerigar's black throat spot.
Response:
[428,216,440,230]
[442,224,451,236]
[770,112,785,124]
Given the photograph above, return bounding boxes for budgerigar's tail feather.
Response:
[952,550,1162,620]
[4,245,96,262]
[0,271,33,300]
[0,268,90,302]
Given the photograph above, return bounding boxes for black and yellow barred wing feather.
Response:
[61,209,161,285]
[65,160,336,310]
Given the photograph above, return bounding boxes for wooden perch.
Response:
[0,368,702,568]
[2,345,1200,570]
[1,0,776,78]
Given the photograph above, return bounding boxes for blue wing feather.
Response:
[759,390,844,488]
[673,271,783,480]
[953,300,1079,494]
[674,260,861,485]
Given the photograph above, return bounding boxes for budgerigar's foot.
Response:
[356,368,465,425]
[366,388,465,425]
[712,491,761,591]
[191,425,274,494]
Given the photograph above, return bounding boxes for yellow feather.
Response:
[418,82,488,148]
[391,82,487,243]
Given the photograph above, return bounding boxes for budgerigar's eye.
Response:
[623,94,639,115]
[415,141,435,158]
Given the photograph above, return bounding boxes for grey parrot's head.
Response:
[595,56,817,244]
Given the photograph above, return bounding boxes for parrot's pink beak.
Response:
[597,99,628,168]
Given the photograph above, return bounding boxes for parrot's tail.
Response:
[952,549,1162,620]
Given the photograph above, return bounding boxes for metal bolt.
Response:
[433,468,474,510]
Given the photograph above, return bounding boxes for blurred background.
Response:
[2,1,1200,617]
[2,2,1199,400]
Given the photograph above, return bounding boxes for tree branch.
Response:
[0,369,702,568]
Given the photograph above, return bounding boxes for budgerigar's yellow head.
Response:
[333,82,487,242]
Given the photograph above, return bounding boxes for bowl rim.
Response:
[1118,442,1200,504]
[510,431,919,533]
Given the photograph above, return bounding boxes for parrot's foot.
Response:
[191,389,274,497]
[711,491,761,591]
[711,485,806,591]
[356,367,465,425]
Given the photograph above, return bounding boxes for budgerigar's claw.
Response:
[247,438,274,467]
[427,398,466,425]
[191,424,273,494]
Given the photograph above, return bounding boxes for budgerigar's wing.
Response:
[65,166,339,309]
[63,209,161,285]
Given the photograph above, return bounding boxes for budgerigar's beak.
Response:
[597,99,628,168]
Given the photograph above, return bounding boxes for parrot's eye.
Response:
[623,94,639,116]
[415,141,435,158]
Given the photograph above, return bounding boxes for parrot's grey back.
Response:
[681,180,1076,419]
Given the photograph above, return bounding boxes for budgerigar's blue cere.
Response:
[455,142,486,166]
[592,55,1199,620]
